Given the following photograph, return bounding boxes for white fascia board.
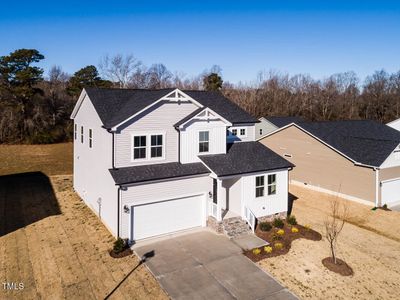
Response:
[257,122,376,169]
[178,107,232,129]
[70,89,88,119]
[386,118,400,125]
[111,88,203,131]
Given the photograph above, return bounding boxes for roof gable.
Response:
[71,88,258,129]
[174,107,232,129]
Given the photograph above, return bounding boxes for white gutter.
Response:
[375,168,380,207]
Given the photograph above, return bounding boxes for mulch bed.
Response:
[109,248,133,258]
[322,257,354,276]
[244,222,322,262]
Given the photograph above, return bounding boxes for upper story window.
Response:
[80,126,84,143]
[89,129,93,148]
[232,129,237,136]
[199,131,209,153]
[240,128,246,136]
[151,134,163,158]
[259,128,263,135]
[255,175,265,197]
[74,124,77,140]
[228,127,247,138]
[133,136,147,159]
[267,174,277,195]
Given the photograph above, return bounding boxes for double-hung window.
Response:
[133,136,147,159]
[80,126,84,143]
[89,129,93,148]
[199,131,209,153]
[259,128,263,135]
[240,128,246,136]
[151,134,163,158]
[232,129,237,136]
[255,176,264,197]
[267,174,277,195]
[74,124,77,140]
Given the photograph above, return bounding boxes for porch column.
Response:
[216,178,225,221]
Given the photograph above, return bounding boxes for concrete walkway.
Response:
[135,230,297,300]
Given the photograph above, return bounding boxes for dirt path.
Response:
[258,185,400,300]
[0,173,167,300]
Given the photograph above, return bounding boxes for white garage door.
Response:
[131,194,204,240]
[381,179,400,206]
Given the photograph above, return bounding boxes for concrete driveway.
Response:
[135,230,297,300]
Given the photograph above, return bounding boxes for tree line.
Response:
[0,48,399,144]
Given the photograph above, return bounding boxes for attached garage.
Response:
[381,178,400,207]
[130,194,206,241]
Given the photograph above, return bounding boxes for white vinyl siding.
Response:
[241,169,288,218]
[180,119,227,163]
[227,125,256,142]
[115,101,198,167]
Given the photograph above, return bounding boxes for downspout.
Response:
[374,168,380,208]
[112,131,116,169]
[175,127,181,162]
[117,186,121,238]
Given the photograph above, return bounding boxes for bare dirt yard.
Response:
[0,144,167,299]
[259,185,400,300]
[0,143,73,177]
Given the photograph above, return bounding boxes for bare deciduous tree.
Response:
[324,199,348,264]
[99,54,141,88]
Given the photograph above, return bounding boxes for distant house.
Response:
[387,117,400,132]
[256,116,304,139]
[259,120,400,208]
[71,88,293,242]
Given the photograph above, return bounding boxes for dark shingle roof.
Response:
[297,120,400,167]
[85,88,257,128]
[109,162,210,185]
[265,116,304,128]
[199,142,294,177]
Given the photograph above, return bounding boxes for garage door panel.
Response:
[382,179,400,206]
[132,195,204,240]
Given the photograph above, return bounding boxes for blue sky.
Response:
[1,1,399,84]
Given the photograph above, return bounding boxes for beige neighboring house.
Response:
[258,120,400,208]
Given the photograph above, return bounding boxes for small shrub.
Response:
[287,215,297,225]
[264,246,273,253]
[272,233,282,241]
[274,242,284,250]
[291,227,299,233]
[382,204,388,209]
[260,222,272,232]
[276,229,285,235]
[273,218,284,228]
[113,237,127,254]
[253,248,261,255]
[304,224,312,231]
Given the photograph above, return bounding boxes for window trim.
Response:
[228,126,247,138]
[198,130,210,154]
[150,134,164,158]
[267,174,277,195]
[255,175,265,198]
[131,132,166,162]
[89,129,93,148]
[80,126,84,143]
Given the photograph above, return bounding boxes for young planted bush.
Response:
[253,248,261,255]
[264,246,273,253]
[291,227,299,233]
[274,242,284,250]
[276,229,285,236]
[287,215,297,225]
[259,222,272,232]
[113,237,128,254]
[273,218,284,228]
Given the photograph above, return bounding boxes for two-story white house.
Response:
[71,88,294,242]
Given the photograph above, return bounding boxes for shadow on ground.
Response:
[288,192,298,215]
[0,171,60,237]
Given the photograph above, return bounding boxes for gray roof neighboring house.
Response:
[199,141,294,177]
[264,116,304,128]
[85,88,258,129]
[109,162,210,185]
[296,120,400,167]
